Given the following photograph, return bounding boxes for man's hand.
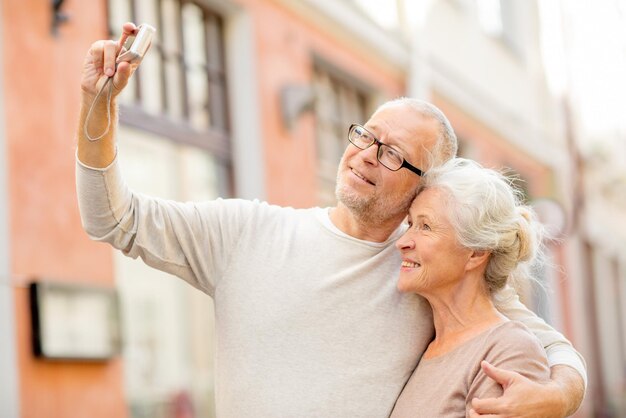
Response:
[81,22,139,101]
[468,361,584,418]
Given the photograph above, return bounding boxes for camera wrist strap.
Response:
[83,76,114,142]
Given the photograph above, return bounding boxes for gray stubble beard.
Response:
[335,180,415,227]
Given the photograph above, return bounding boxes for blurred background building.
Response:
[0,0,624,417]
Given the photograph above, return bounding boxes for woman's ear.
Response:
[465,250,490,272]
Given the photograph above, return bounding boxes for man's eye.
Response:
[383,147,403,163]
[422,223,431,231]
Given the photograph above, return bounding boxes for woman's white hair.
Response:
[417,158,544,293]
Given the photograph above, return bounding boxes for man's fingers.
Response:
[102,40,118,77]
[468,408,499,418]
[117,22,139,53]
[112,62,131,93]
[88,40,107,69]
[81,23,141,99]
[471,395,501,413]
[121,22,138,36]
[480,360,517,388]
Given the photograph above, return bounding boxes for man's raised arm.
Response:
[77,22,139,167]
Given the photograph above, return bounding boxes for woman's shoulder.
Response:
[483,320,545,354]
[481,320,550,379]
[465,321,551,409]
[487,320,541,344]
[487,319,537,338]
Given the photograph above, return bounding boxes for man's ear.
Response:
[466,250,490,272]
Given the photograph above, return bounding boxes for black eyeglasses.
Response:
[348,124,424,176]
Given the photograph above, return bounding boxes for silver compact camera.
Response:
[117,24,156,64]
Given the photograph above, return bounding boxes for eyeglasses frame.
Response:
[348,124,425,177]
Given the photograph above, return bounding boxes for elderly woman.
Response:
[390,158,551,417]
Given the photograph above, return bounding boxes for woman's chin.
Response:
[396,278,417,294]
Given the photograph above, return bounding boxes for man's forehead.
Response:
[366,118,438,158]
[367,108,438,136]
[368,102,420,121]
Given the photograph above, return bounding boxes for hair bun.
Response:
[515,206,537,262]
[517,206,533,223]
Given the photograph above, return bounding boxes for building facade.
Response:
[3,1,624,417]
[0,0,407,417]
[554,1,626,416]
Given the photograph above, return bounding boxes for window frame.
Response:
[106,0,232,160]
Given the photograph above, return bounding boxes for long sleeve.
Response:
[494,285,587,387]
[75,154,252,296]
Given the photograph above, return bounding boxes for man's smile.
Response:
[351,168,376,185]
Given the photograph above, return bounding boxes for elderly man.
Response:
[76,23,585,418]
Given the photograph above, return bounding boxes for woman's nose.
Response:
[395,234,415,251]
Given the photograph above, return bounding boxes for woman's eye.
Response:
[421,223,431,231]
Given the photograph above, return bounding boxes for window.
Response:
[312,64,371,206]
[108,0,230,160]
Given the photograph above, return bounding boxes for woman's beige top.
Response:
[390,321,550,418]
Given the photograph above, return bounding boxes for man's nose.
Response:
[359,143,379,166]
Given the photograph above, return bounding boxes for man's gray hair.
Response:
[376,97,458,167]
